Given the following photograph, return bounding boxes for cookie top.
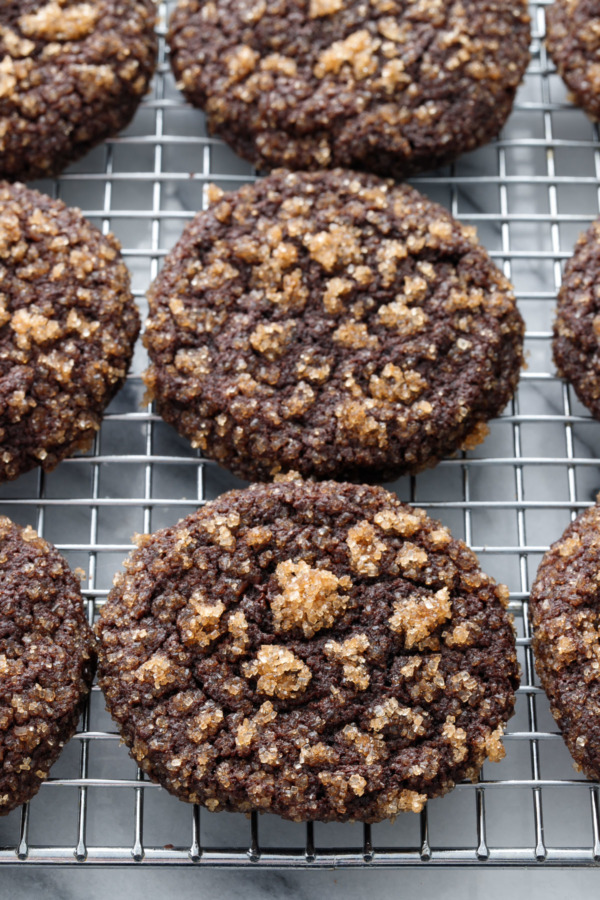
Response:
[546,0,600,121]
[144,169,524,483]
[168,0,530,178]
[0,181,140,483]
[529,503,600,781]
[97,478,518,823]
[553,218,600,418]
[0,0,157,181]
[0,516,95,816]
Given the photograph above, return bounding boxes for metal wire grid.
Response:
[1,0,600,867]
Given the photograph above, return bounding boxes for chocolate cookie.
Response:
[530,502,600,781]
[546,0,600,121]
[144,169,524,483]
[0,0,157,181]
[167,0,530,178]
[0,516,95,815]
[0,181,140,482]
[553,218,600,418]
[97,478,519,823]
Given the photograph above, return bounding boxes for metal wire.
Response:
[1,0,599,868]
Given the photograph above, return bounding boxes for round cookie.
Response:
[144,169,524,483]
[0,181,140,482]
[167,0,530,178]
[553,218,600,418]
[530,502,600,782]
[0,516,95,815]
[97,478,519,823]
[0,0,157,181]
[546,0,600,121]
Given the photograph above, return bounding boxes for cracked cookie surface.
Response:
[98,478,518,823]
[553,217,600,418]
[0,516,95,816]
[0,181,139,482]
[168,0,530,177]
[546,0,600,122]
[144,169,524,483]
[0,0,157,181]
[530,502,600,781]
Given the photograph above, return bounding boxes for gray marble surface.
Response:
[2,866,600,899]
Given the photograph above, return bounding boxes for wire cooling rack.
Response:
[1,0,600,868]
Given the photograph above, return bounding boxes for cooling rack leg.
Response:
[476,787,489,861]
[591,788,600,861]
[17,803,30,861]
[132,769,145,862]
[189,804,201,862]
[248,810,260,862]
[419,807,431,862]
[305,821,315,862]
